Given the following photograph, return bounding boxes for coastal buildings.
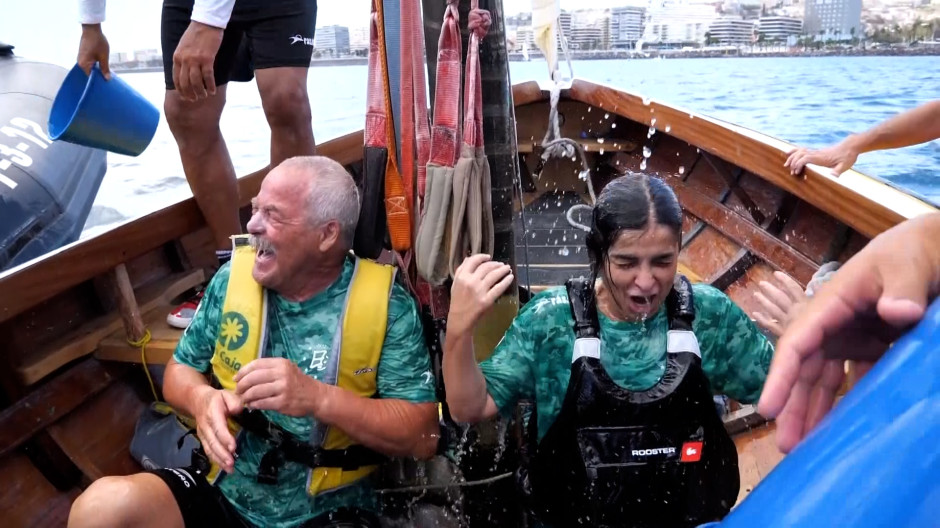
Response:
[804,0,864,39]
[314,25,351,56]
[610,6,647,48]
[757,15,804,43]
[708,16,757,44]
[643,0,719,46]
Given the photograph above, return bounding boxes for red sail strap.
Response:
[462,1,490,149]
[399,0,431,213]
[365,0,390,150]
[427,0,462,169]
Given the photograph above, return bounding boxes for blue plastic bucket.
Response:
[48,63,159,157]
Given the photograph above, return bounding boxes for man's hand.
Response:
[234,358,322,417]
[78,24,111,80]
[784,139,860,177]
[172,21,223,102]
[447,254,513,336]
[193,386,243,473]
[753,271,807,338]
[758,213,940,453]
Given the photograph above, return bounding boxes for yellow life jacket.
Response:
[207,235,396,497]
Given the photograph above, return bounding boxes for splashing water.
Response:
[642,96,651,105]
[665,125,672,133]
[651,118,657,127]
[640,159,648,170]
[643,146,652,158]
[648,127,656,138]
[611,123,617,128]
[678,166,685,175]
[599,149,605,155]
[559,247,570,256]
[604,113,610,119]
[597,138,605,144]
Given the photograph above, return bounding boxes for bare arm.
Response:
[786,100,940,176]
[442,322,499,423]
[313,387,439,460]
[845,100,940,154]
[163,358,214,417]
[442,254,513,423]
[234,358,439,460]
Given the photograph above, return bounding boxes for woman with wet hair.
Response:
[444,173,773,527]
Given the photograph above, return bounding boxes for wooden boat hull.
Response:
[0,80,935,526]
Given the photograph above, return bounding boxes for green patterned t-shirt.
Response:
[480,283,773,442]
[174,257,436,528]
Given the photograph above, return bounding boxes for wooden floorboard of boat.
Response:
[0,453,80,528]
[46,378,148,483]
[733,422,785,505]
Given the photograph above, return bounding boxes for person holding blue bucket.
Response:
[72,0,319,329]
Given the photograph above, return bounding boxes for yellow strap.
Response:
[127,329,160,403]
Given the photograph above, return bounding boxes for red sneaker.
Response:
[166,290,204,329]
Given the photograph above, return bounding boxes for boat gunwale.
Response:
[2,81,937,326]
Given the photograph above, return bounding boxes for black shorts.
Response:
[160,0,317,90]
[149,465,381,528]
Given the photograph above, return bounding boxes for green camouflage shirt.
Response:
[480,283,773,442]
[174,258,436,528]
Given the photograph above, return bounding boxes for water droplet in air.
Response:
[640,159,648,170]
[604,113,610,119]
[587,107,592,112]
[651,118,657,126]
[642,96,651,105]
[559,247,570,256]
[665,125,672,133]
[599,149,605,155]
[597,138,605,144]
[611,123,617,128]
[643,146,652,158]
[648,127,656,138]
[678,166,685,174]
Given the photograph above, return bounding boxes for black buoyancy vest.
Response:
[520,276,740,528]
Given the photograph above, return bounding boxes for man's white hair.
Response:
[279,156,360,249]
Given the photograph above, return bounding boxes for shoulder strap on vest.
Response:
[566,277,601,363]
[665,275,700,357]
[211,235,268,392]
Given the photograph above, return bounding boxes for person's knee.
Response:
[68,476,143,528]
[263,81,312,131]
[164,94,222,150]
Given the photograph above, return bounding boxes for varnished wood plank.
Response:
[0,453,80,528]
[16,269,205,385]
[673,183,818,284]
[566,80,937,238]
[511,81,546,107]
[0,131,363,325]
[0,359,123,459]
[46,379,147,482]
[517,138,637,154]
[733,422,785,505]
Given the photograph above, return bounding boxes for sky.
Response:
[2,0,640,67]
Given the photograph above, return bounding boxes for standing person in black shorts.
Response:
[76,0,318,328]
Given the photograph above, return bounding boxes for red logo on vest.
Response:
[680,441,703,462]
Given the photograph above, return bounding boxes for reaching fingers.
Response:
[876,272,929,328]
[754,290,789,323]
[773,271,806,302]
[752,310,784,338]
[239,381,282,408]
[803,359,845,435]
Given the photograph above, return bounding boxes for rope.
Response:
[127,329,160,403]
[375,471,512,494]
[533,14,596,234]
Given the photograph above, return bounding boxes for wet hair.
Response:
[586,173,683,280]
[280,156,360,250]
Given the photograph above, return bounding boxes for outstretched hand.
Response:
[784,141,859,177]
[758,213,940,453]
[753,271,807,338]
[448,254,514,336]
